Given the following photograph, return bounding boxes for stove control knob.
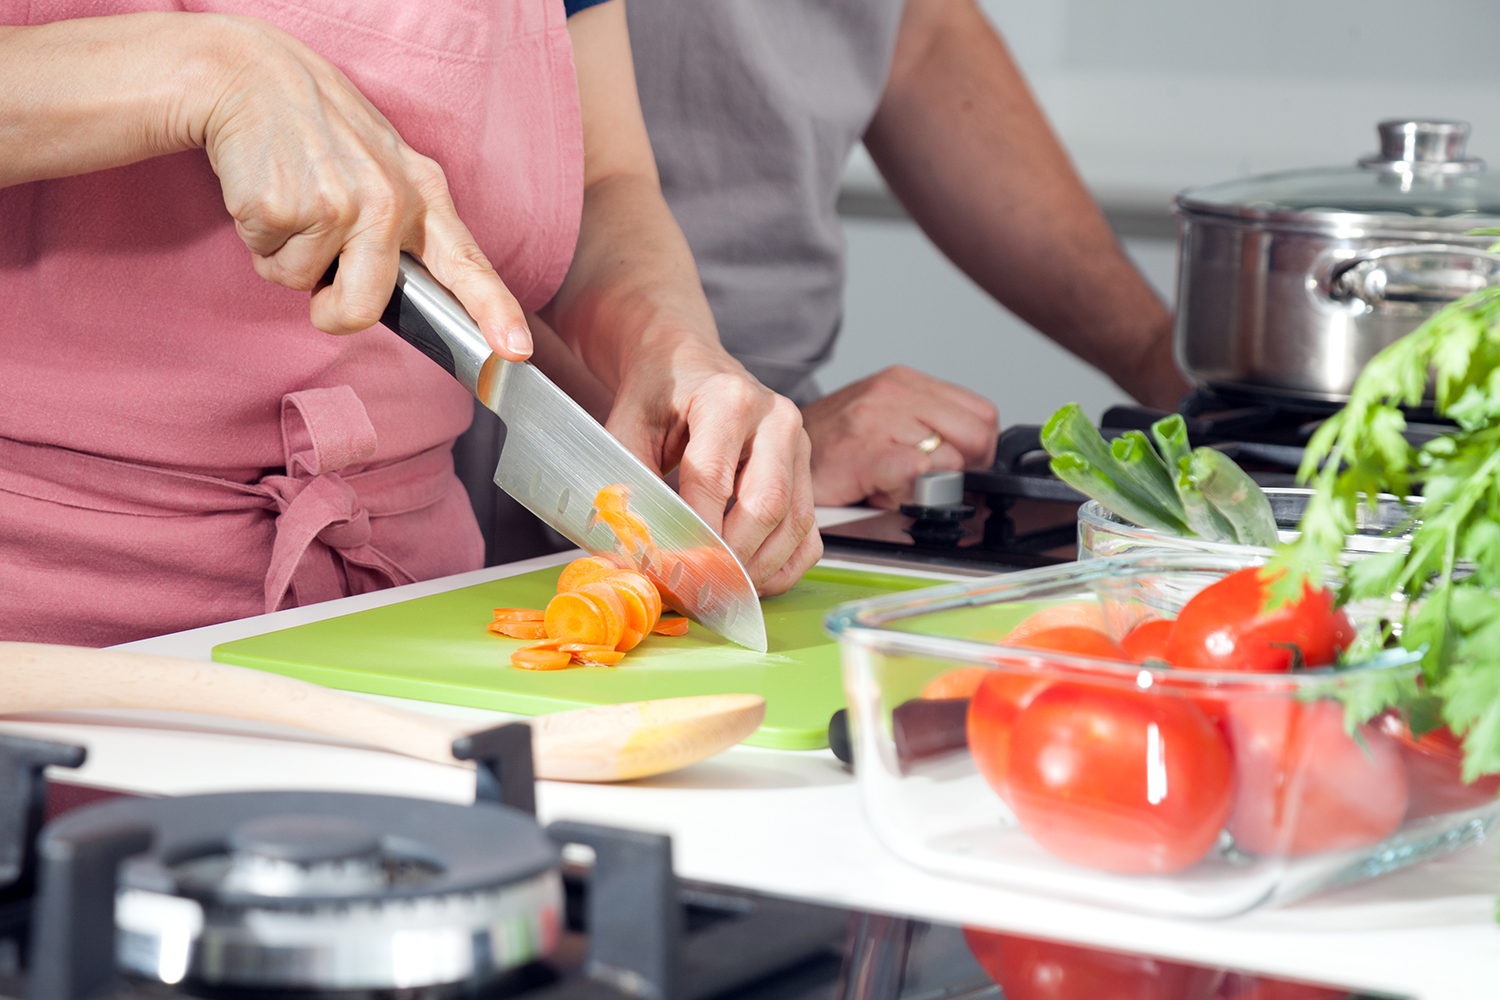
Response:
[912,470,964,507]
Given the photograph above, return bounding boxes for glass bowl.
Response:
[826,553,1496,918]
[1077,487,1416,560]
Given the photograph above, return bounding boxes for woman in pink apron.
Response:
[0,0,820,647]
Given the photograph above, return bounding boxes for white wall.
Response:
[825,0,1500,426]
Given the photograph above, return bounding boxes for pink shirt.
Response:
[0,0,584,645]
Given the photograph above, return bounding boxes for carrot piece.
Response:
[616,627,644,653]
[598,510,648,555]
[602,576,650,634]
[556,555,625,594]
[519,638,568,651]
[574,582,627,650]
[511,648,574,670]
[572,650,626,666]
[556,642,619,653]
[606,571,662,631]
[652,616,690,637]
[544,592,611,646]
[493,608,545,622]
[488,621,550,640]
[594,484,631,514]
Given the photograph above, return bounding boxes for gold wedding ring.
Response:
[915,431,943,455]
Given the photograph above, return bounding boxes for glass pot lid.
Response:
[1176,120,1500,227]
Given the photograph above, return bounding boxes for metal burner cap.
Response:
[42,791,562,993]
[229,814,381,864]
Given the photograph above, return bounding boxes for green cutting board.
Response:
[212,565,934,750]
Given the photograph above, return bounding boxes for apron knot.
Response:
[262,387,414,612]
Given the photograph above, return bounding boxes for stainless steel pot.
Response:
[1174,120,1500,405]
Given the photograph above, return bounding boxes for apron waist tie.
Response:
[0,385,455,614]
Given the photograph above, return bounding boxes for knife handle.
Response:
[323,253,495,400]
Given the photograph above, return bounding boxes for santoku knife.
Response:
[368,253,767,653]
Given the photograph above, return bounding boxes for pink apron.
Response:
[0,0,584,645]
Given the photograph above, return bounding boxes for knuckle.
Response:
[447,240,496,279]
[340,295,386,331]
[743,480,794,527]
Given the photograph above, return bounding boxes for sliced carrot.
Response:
[493,608,545,622]
[518,638,568,651]
[488,621,549,640]
[606,571,662,630]
[556,642,618,653]
[574,582,627,650]
[598,510,648,554]
[556,555,625,594]
[572,650,625,666]
[544,592,611,646]
[616,627,644,653]
[511,648,574,670]
[652,616,690,637]
[594,484,631,514]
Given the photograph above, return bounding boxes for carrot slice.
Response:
[488,621,549,640]
[572,650,625,666]
[518,638,568,651]
[493,608,545,622]
[606,571,662,631]
[598,510,648,554]
[511,648,574,670]
[556,642,618,653]
[652,616,690,637]
[556,555,624,594]
[574,582,627,650]
[594,484,631,514]
[544,592,610,646]
[616,627,644,653]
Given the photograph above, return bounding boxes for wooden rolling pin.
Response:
[0,642,765,783]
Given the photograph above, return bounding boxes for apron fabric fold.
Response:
[0,386,478,646]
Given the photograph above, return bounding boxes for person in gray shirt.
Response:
[623,0,1189,509]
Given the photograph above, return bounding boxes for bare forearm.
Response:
[540,171,724,391]
[0,14,230,189]
[864,0,1186,408]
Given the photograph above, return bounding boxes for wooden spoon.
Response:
[0,642,765,783]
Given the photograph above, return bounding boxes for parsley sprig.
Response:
[1267,235,1500,781]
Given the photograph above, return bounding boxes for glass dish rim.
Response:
[824,551,1422,691]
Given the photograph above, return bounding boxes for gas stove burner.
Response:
[56,791,562,994]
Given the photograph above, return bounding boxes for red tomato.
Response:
[1225,699,1407,856]
[1008,626,1128,660]
[1003,602,1109,644]
[1217,972,1353,999]
[1007,683,1233,873]
[1121,618,1175,663]
[1376,716,1500,819]
[963,928,1222,1000]
[969,627,1125,801]
[1164,567,1355,673]
[921,666,990,700]
[968,670,1050,800]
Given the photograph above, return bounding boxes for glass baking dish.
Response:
[1077,488,1415,560]
[826,553,1497,918]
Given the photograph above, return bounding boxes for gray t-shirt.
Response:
[626,0,906,405]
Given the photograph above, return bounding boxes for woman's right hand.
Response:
[0,13,531,359]
[200,16,532,358]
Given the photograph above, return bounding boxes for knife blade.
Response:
[372,253,768,652]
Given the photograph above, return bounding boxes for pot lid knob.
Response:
[1360,119,1483,173]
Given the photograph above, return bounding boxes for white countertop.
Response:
[5,517,1499,1000]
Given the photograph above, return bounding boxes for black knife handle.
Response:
[320,254,486,394]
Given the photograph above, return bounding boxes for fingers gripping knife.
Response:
[356,253,767,652]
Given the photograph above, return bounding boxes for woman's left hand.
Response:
[607,338,821,597]
[541,2,820,596]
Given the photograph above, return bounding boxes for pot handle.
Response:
[1322,243,1500,308]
